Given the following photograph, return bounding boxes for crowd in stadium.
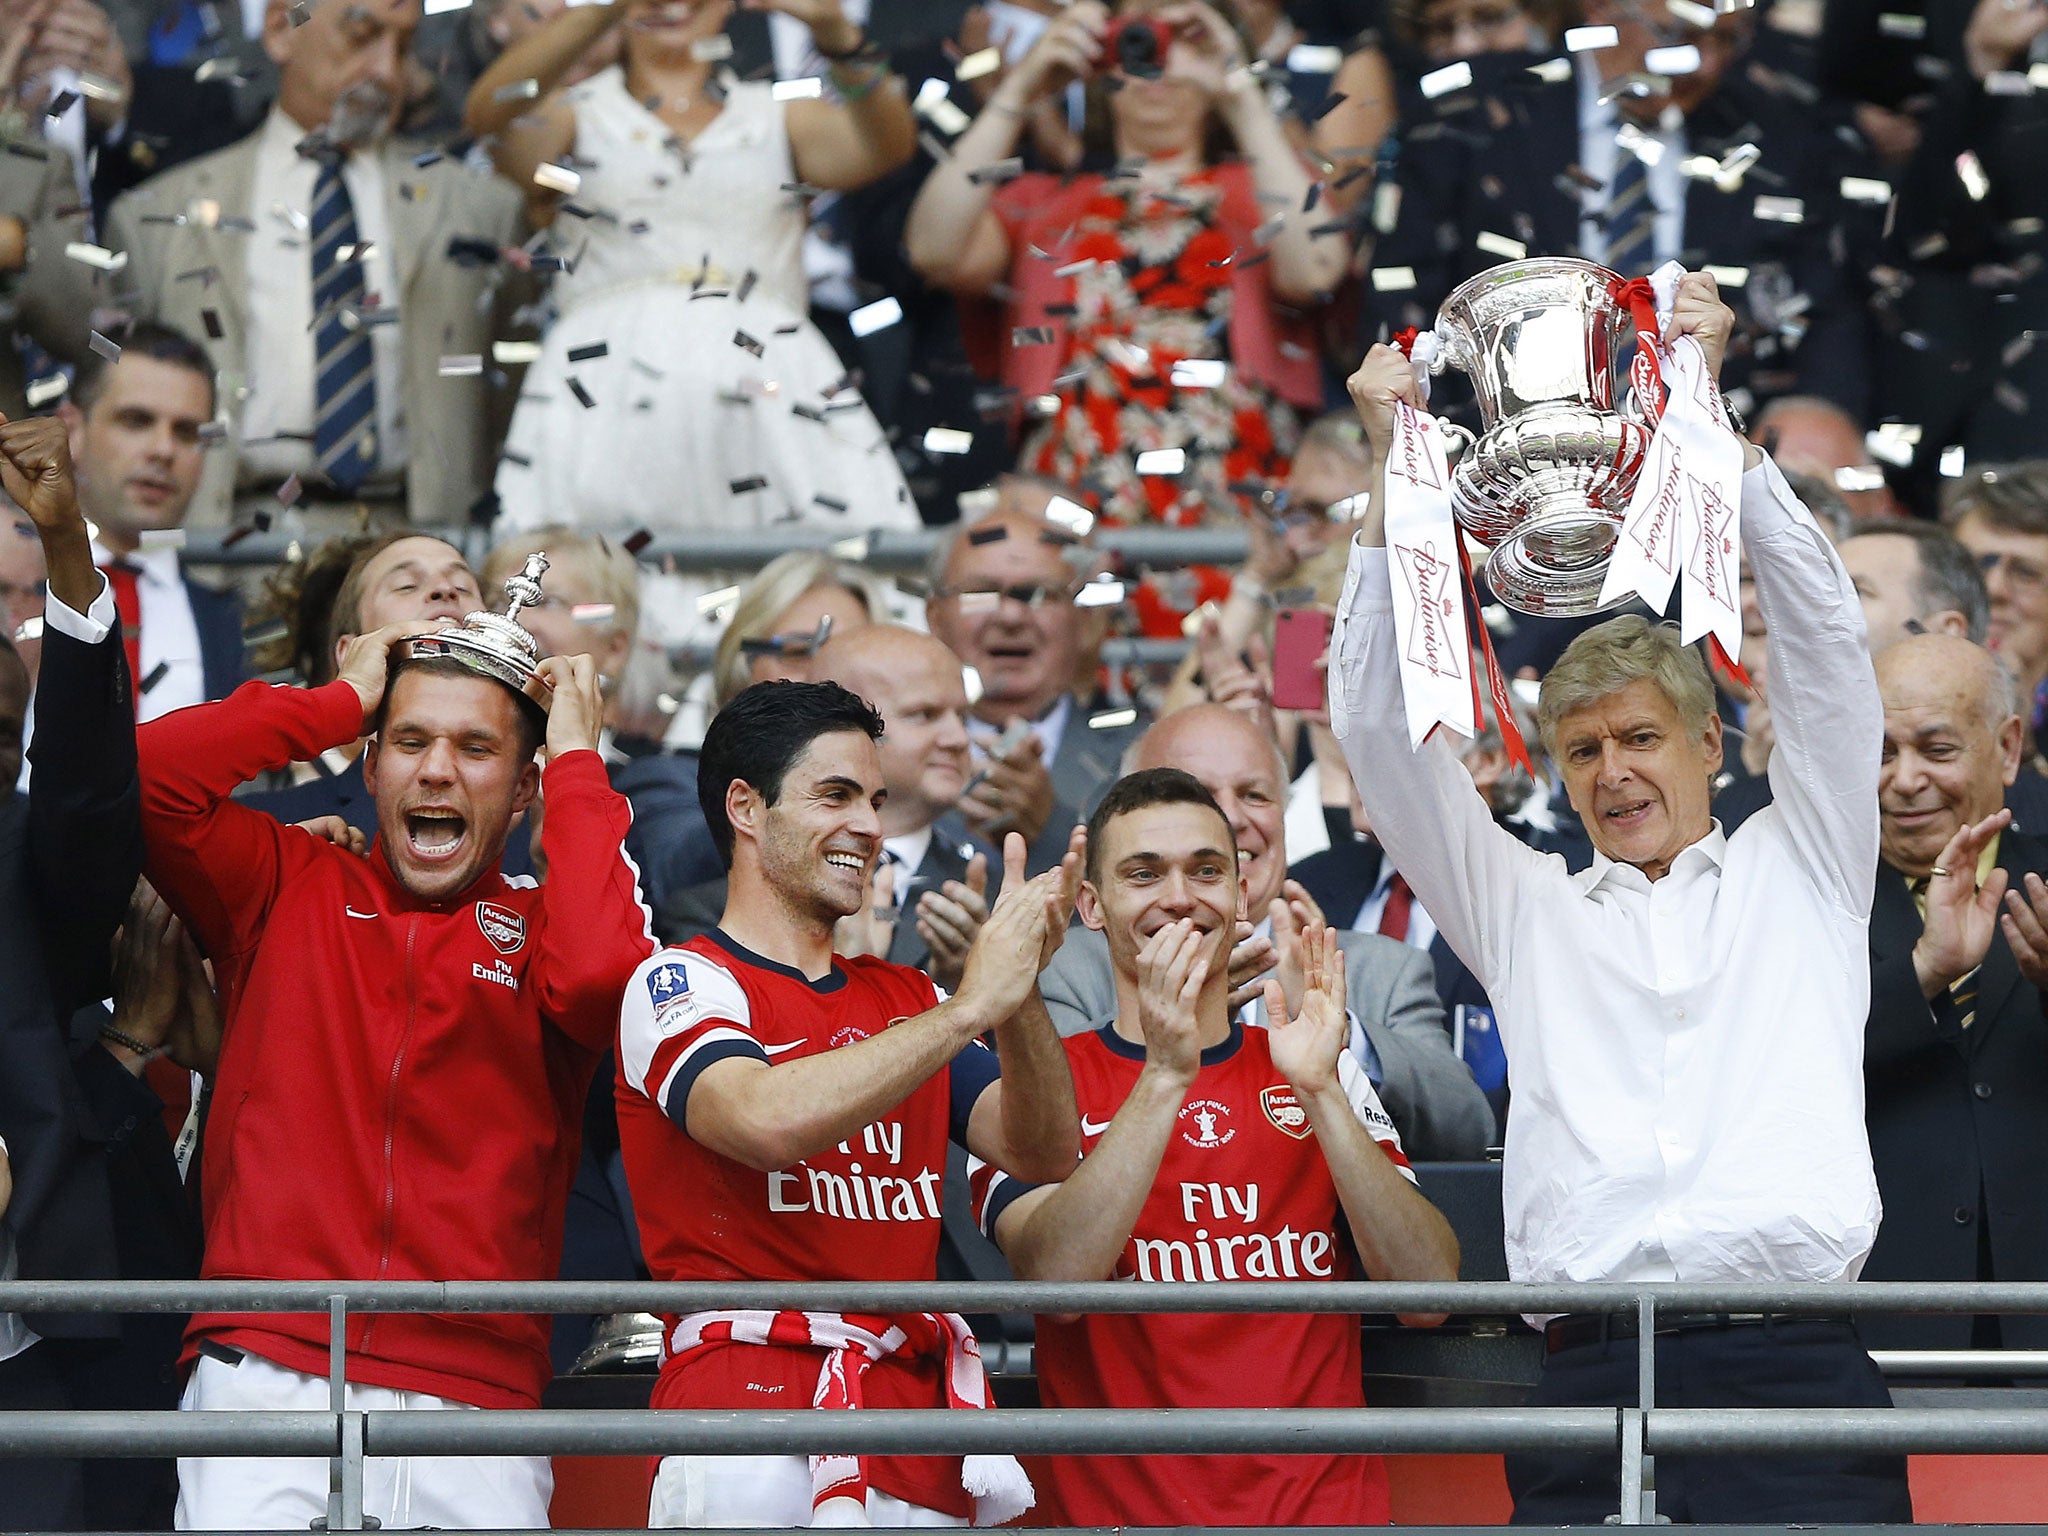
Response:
[0,0,2045,1524]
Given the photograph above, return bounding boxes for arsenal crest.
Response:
[476,900,526,955]
[1261,1085,1312,1140]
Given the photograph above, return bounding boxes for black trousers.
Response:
[0,1341,84,1530]
[1507,1318,1914,1525]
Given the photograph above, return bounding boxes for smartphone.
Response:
[1271,607,1334,713]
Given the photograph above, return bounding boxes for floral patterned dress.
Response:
[1012,172,1305,632]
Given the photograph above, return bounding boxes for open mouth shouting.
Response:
[405,806,469,863]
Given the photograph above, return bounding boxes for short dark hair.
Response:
[1844,518,1991,644]
[72,320,217,417]
[374,653,546,761]
[698,681,886,871]
[1084,767,1232,884]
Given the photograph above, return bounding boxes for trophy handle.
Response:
[1435,419,1477,463]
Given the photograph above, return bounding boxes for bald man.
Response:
[1037,704,1494,1160]
[656,625,994,988]
[1755,397,1904,522]
[1863,635,2048,1356]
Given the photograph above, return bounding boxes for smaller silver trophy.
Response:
[401,551,554,705]
[1416,258,1652,616]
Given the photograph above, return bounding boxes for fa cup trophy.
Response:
[400,551,555,703]
[1413,257,1651,616]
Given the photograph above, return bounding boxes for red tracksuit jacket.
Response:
[139,678,654,1408]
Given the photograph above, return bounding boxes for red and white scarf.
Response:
[668,1309,1034,1527]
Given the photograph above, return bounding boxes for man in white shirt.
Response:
[1330,273,1910,1523]
[60,323,244,721]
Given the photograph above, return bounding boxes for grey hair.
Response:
[1843,518,1991,644]
[1978,647,2022,731]
[1536,614,1716,759]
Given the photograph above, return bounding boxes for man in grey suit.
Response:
[660,625,994,988]
[1,129,86,421]
[29,0,520,531]
[926,481,1147,875]
[1040,704,1495,1160]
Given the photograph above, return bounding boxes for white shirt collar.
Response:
[883,825,934,878]
[1577,821,1728,895]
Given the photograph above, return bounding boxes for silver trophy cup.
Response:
[1419,258,1650,616]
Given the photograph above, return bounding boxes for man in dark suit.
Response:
[660,625,994,988]
[60,323,246,718]
[1862,632,2048,1353]
[0,413,148,1528]
[1367,7,1875,420]
[926,489,1149,874]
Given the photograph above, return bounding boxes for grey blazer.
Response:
[26,130,521,526]
[1038,924,1496,1161]
[1,136,87,420]
[1024,696,1151,873]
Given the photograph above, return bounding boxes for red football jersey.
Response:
[618,930,993,1518]
[975,1021,1412,1527]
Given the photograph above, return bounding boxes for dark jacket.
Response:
[1862,825,2048,1350]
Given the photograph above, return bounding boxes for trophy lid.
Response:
[399,551,554,707]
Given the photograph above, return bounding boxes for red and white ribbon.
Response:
[1598,263,1748,673]
[1384,396,1477,751]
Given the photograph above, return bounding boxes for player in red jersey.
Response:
[974,767,1461,1527]
[617,680,1083,1529]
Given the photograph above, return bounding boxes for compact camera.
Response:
[1099,15,1175,77]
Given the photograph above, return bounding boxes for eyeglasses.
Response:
[739,614,835,659]
[935,582,1079,614]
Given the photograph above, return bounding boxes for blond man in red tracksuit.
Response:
[137,620,654,1531]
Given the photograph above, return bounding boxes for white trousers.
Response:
[175,1351,553,1531]
[649,1455,968,1529]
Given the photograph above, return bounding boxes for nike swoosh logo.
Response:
[763,1040,806,1056]
[1081,1116,1114,1136]
[345,907,377,920]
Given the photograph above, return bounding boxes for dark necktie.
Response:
[1378,872,1414,943]
[1605,145,1656,279]
[311,159,377,491]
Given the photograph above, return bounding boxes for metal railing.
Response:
[176,527,1256,573]
[8,1278,2048,1532]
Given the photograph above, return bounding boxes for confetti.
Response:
[1875,12,1925,37]
[24,375,67,408]
[566,341,609,363]
[1075,578,1125,609]
[1373,180,1402,233]
[956,46,1002,79]
[202,309,224,339]
[1135,448,1187,475]
[1476,230,1528,259]
[1751,195,1804,224]
[1668,0,1719,22]
[1644,43,1700,74]
[691,33,734,60]
[1286,43,1343,73]
[88,330,123,362]
[439,354,484,376]
[969,157,1025,185]
[773,77,823,100]
[75,71,124,102]
[14,617,44,644]
[1956,151,1990,201]
[493,78,541,103]
[849,296,904,336]
[1702,264,1750,287]
[1370,265,1418,291]
[914,78,971,133]
[696,584,741,614]
[1940,446,1968,477]
[730,476,769,494]
[1984,70,2033,95]
[814,494,850,514]
[65,241,127,272]
[571,603,616,624]
[567,377,596,408]
[1012,325,1057,346]
[277,474,303,506]
[1527,56,1573,82]
[1170,359,1228,388]
[45,90,80,121]
[1045,496,1095,535]
[493,340,544,364]
[1840,176,1892,204]
[1419,61,1472,97]
[1565,24,1619,48]
[532,163,582,195]
[734,330,765,358]
[139,528,187,551]
[968,524,1009,546]
[923,427,975,455]
[1089,706,1139,729]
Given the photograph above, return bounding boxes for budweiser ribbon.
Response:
[1452,534,1536,775]
[1609,274,1667,431]
[1383,398,1477,750]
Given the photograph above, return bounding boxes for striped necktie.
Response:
[1605,145,1656,279]
[310,158,377,491]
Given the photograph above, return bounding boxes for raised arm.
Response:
[987,919,1208,1285]
[529,654,656,1048]
[903,4,1104,292]
[670,848,1076,1173]
[780,0,915,194]
[462,0,605,219]
[1324,346,1549,990]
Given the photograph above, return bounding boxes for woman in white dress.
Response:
[467,0,922,537]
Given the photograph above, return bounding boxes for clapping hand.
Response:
[1265,920,1347,1093]
[917,851,989,993]
[1136,916,1206,1083]
[2001,871,2048,991]
[1913,810,2012,1001]
[952,830,1084,1025]
[109,878,223,1077]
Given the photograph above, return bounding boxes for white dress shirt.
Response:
[881,825,934,885]
[240,107,407,486]
[94,543,206,722]
[1576,55,1687,271]
[1330,455,1883,1293]
[1352,862,1441,958]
